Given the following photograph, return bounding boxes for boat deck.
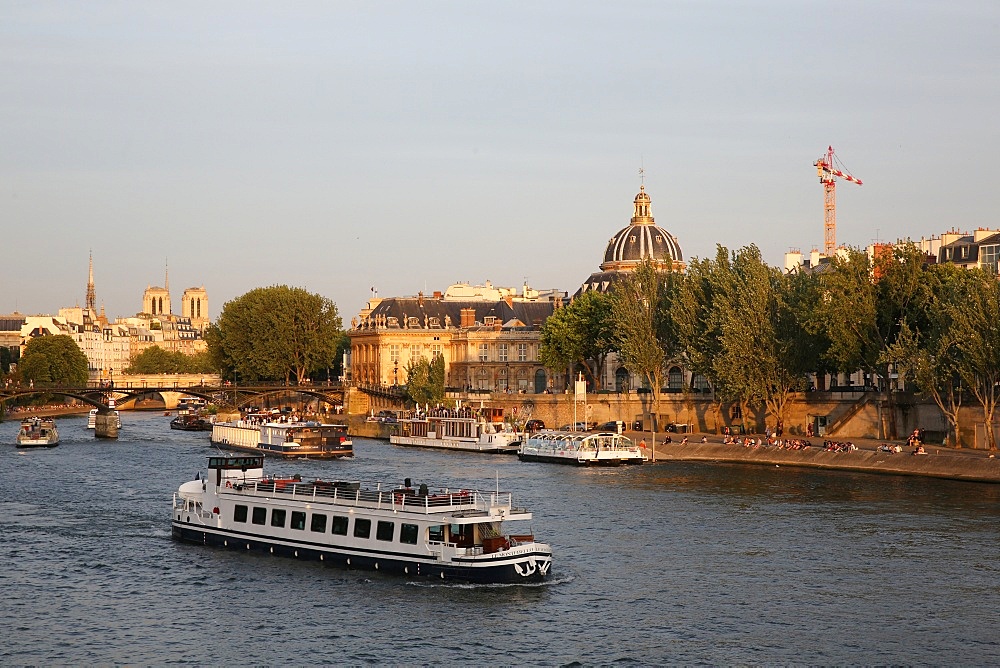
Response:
[224,478,526,517]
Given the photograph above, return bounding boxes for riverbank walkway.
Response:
[629,430,1000,483]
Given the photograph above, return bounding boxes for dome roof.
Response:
[599,186,683,271]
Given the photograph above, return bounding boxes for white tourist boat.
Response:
[171,454,553,584]
[518,430,646,466]
[15,417,60,447]
[87,408,122,429]
[390,407,522,454]
[211,413,352,459]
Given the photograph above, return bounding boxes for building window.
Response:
[331,515,349,535]
[517,343,527,362]
[981,245,999,273]
[389,344,401,363]
[270,508,286,528]
[430,344,443,359]
[400,523,419,545]
[234,505,248,523]
[668,367,683,390]
[498,343,508,362]
[376,521,395,542]
[290,511,306,530]
[251,507,267,525]
[310,513,327,533]
[353,518,372,539]
[478,343,489,362]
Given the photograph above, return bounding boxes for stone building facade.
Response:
[348,282,566,394]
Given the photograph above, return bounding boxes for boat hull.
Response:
[390,435,519,454]
[171,522,551,584]
[15,438,59,448]
[517,452,643,466]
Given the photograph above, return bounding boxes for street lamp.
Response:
[505,362,510,393]
[393,360,398,387]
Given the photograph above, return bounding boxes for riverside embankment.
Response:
[646,436,1000,483]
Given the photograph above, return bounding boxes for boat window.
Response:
[376,521,394,542]
[400,523,419,545]
[310,513,327,533]
[234,505,248,523]
[331,515,349,535]
[450,524,474,547]
[290,511,306,530]
[354,518,371,539]
[271,508,286,528]
[428,525,445,542]
[251,507,267,525]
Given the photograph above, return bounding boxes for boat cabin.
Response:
[209,455,264,487]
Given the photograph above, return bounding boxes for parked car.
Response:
[524,419,546,433]
[596,420,625,434]
[558,421,596,431]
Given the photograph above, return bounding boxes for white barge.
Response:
[518,430,646,466]
[390,407,521,454]
[211,415,352,459]
[171,454,553,584]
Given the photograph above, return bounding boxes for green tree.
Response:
[712,245,808,432]
[538,290,616,390]
[888,263,972,447]
[948,269,1000,450]
[611,258,682,446]
[813,245,931,438]
[18,335,89,385]
[210,285,343,384]
[405,354,446,407]
[126,346,215,374]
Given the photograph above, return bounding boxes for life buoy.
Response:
[225,480,232,489]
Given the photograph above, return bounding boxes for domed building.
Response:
[575,185,685,297]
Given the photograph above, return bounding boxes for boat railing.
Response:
[229,481,514,514]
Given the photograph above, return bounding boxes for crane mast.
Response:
[814,146,862,256]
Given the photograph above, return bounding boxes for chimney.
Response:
[418,291,424,307]
[433,291,443,299]
[460,308,476,328]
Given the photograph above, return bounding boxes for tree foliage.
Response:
[538,290,615,389]
[18,335,89,385]
[711,245,808,430]
[610,258,682,432]
[208,285,343,384]
[126,346,214,375]
[405,354,446,407]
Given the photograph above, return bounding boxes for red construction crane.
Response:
[814,146,862,256]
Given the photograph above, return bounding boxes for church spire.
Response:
[86,251,96,311]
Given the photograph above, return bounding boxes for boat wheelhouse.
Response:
[211,414,352,459]
[390,407,521,454]
[171,454,553,584]
[15,417,60,447]
[518,430,646,466]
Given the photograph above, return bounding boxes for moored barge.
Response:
[171,454,553,584]
[211,414,352,459]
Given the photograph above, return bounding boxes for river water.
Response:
[2,411,999,665]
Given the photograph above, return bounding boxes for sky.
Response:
[2,1,998,323]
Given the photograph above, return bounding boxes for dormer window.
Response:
[429,317,441,328]
[407,317,420,328]
[484,316,496,326]
[387,316,399,328]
